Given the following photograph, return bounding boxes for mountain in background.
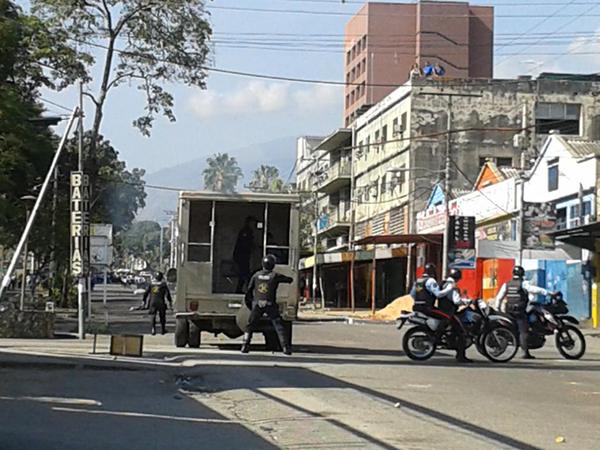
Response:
[136,136,297,223]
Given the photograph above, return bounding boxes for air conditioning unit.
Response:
[393,123,404,136]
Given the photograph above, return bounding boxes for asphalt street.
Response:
[2,285,599,449]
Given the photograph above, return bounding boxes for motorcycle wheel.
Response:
[482,326,518,363]
[402,325,437,361]
[555,325,586,360]
[475,334,488,358]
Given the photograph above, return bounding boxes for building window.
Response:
[401,112,407,134]
[365,136,370,159]
[374,130,380,152]
[536,103,581,135]
[496,157,513,167]
[345,95,349,108]
[548,157,559,192]
[382,125,388,143]
[381,174,387,196]
[346,50,351,64]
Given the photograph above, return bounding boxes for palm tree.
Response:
[248,165,287,193]
[203,153,243,193]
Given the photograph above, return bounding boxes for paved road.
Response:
[4,286,600,449]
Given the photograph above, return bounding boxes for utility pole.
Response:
[159,226,164,271]
[20,208,31,310]
[77,81,85,340]
[417,91,482,277]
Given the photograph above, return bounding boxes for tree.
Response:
[203,153,243,193]
[114,220,169,270]
[31,0,212,143]
[0,0,84,257]
[248,165,288,193]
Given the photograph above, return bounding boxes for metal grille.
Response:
[372,213,385,235]
[389,206,406,235]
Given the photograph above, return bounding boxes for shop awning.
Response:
[549,221,600,251]
[354,234,443,246]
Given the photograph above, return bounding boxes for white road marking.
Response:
[0,396,102,406]
[52,407,239,424]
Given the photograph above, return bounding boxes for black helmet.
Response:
[424,263,437,278]
[262,254,276,271]
[154,271,164,282]
[513,265,525,279]
[449,268,462,282]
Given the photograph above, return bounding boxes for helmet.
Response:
[448,268,462,282]
[154,271,164,282]
[262,254,276,271]
[512,265,525,279]
[424,263,437,278]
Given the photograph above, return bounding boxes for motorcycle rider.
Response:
[411,264,471,363]
[494,265,550,359]
[241,254,293,355]
[437,268,473,363]
[142,271,173,335]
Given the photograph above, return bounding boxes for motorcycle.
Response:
[520,292,586,360]
[397,299,519,363]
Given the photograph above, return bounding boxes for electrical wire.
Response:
[39,97,73,112]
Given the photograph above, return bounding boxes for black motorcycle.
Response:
[397,299,519,363]
[520,292,586,360]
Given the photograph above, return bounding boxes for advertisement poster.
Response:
[522,202,556,249]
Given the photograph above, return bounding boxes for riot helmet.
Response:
[448,268,462,282]
[424,263,437,278]
[262,254,276,271]
[512,265,525,279]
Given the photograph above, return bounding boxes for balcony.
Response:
[317,161,351,194]
[317,206,352,237]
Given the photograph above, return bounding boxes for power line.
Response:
[39,97,73,112]
[207,3,600,19]
[67,36,600,91]
[496,1,598,68]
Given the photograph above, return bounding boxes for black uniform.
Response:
[234,224,254,293]
[242,269,293,353]
[143,281,173,334]
[412,277,437,313]
[505,279,530,355]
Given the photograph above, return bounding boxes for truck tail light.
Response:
[188,301,199,312]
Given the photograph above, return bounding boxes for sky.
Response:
[30,0,600,176]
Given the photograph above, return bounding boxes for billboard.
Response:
[522,202,557,249]
[70,172,90,277]
[448,216,476,269]
[91,224,113,268]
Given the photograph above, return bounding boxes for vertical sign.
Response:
[71,172,90,276]
[448,215,476,269]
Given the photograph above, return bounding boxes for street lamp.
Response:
[19,195,37,310]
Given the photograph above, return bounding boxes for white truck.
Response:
[172,191,300,349]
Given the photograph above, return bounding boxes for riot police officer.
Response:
[494,265,549,359]
[412,263,455,313]
[142,272,173,335]
[241,255,293,355]
[437,268,472,363]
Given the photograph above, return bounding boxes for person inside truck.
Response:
[241,254,293,355]
[234,216,257,293]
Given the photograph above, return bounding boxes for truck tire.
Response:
[189,322,201,348]
[175,317,189,348]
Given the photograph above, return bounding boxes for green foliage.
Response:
[31,0,212,137]
[114,220,170,270]
[248,165,288,193]
[203,153,243,193]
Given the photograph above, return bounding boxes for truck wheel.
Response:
[175,318,189,348]
[189,322,201,348]
[264,331,282,351]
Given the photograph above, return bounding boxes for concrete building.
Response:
[344,1,494,126]
[354,74,600,244]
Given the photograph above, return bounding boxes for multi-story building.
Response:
[354,74,600,243]
[344,1,494,126]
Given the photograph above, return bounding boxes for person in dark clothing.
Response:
[494,265,550,359]
[234,216,256,293]
[241,254,293,355]
[142,272,173,335]
[437,268,472,363]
